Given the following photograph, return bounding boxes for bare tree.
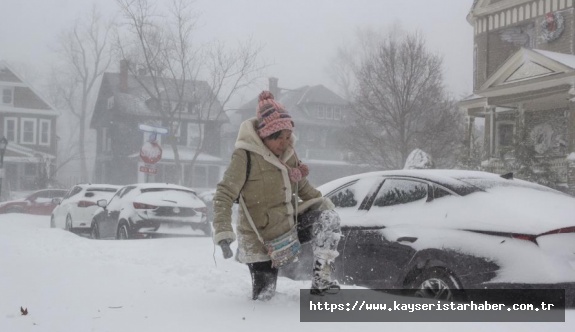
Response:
[52,6,113,181]
[337,29,464,169]
[115,0,265,185]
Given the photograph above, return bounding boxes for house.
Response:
[0,60,59,198]
[460,0,575,194]
[90,61,228,190]
[224,78,370,186]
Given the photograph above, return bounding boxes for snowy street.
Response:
[1,213,575,332]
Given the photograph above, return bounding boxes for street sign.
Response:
[140,141,162,164]
[138,124,168,134]
[139,165,157,174]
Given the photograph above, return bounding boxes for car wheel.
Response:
[116,222,130,240]
[412,267,465,302]
[90,221,100,239]
[65,215,73,232]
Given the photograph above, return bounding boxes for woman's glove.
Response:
[218,239,233,259]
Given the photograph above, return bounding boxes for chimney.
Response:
[269,77,279,98]
[119,60,128,93]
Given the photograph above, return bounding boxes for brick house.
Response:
[460,0,575,194]
[224,78,370,186]
[0,60,59,198]
[90,61,228,190]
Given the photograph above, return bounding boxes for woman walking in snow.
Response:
[212,91,342,301]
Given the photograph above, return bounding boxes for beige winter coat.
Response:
[212,118,322,263]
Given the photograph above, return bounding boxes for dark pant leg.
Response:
[297,210,322,244]
[247,260,278,300]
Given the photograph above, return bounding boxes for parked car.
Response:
[197,189,215,224]
[90,183,210,239]
[281,169,575,304]
[50,184,121,233]
[0,189,68,215]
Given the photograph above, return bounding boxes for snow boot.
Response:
[310,259,340,296]
[248,261,278,301]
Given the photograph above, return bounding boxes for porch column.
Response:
[466,116,475,157]
[517,103,525,142]
[488,106,496,158]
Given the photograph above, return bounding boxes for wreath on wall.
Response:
[530,123,554,154]
[540,12,564,42]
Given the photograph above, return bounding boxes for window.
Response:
[102,127,111,152]
[317,106,326,119]
[497,122,514,148]
[327,176,386,214]
[325,108,334,119]
[187,123,204,147]
[4,117,17,142]
[433,186,452,200]
[39,119,51,146]
[20,118,37,144]
[63,186,83,200]
[188,102,199,114]
[372,179,428,208]
[2,87,13,104]
[333,108,342,120]
[107,96,114,110]
[328,183,360,208]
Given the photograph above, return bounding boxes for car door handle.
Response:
[397,236,417,243]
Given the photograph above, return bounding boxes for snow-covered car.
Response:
[0,189,68,215]
[50,184,121,233]
[281,169,575,305]
[90,183,210,239]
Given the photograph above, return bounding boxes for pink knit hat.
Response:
[256,91,294,139]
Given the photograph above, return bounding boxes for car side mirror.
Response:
[97,199,108,208]
[52,198,62,205]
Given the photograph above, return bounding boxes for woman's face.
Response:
[263,129,292,157]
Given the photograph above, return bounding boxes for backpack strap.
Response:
[233,149,251,203]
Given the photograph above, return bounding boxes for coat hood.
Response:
[234,118,295,163]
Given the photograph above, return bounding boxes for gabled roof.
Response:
[0,60,59,116]
[477,48,575,96]
[238,84,348,122]
[94,72,226,124]
[468,0,534,23]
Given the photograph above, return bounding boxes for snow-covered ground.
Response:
[1,213,574,331]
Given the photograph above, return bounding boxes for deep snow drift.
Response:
[1,213,573,331]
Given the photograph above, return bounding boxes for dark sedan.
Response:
[282,170,575,304]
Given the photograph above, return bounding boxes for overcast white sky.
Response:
[0,0,474,105]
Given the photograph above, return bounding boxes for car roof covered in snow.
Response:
[126,183,197,193]
[318,169,557,197]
